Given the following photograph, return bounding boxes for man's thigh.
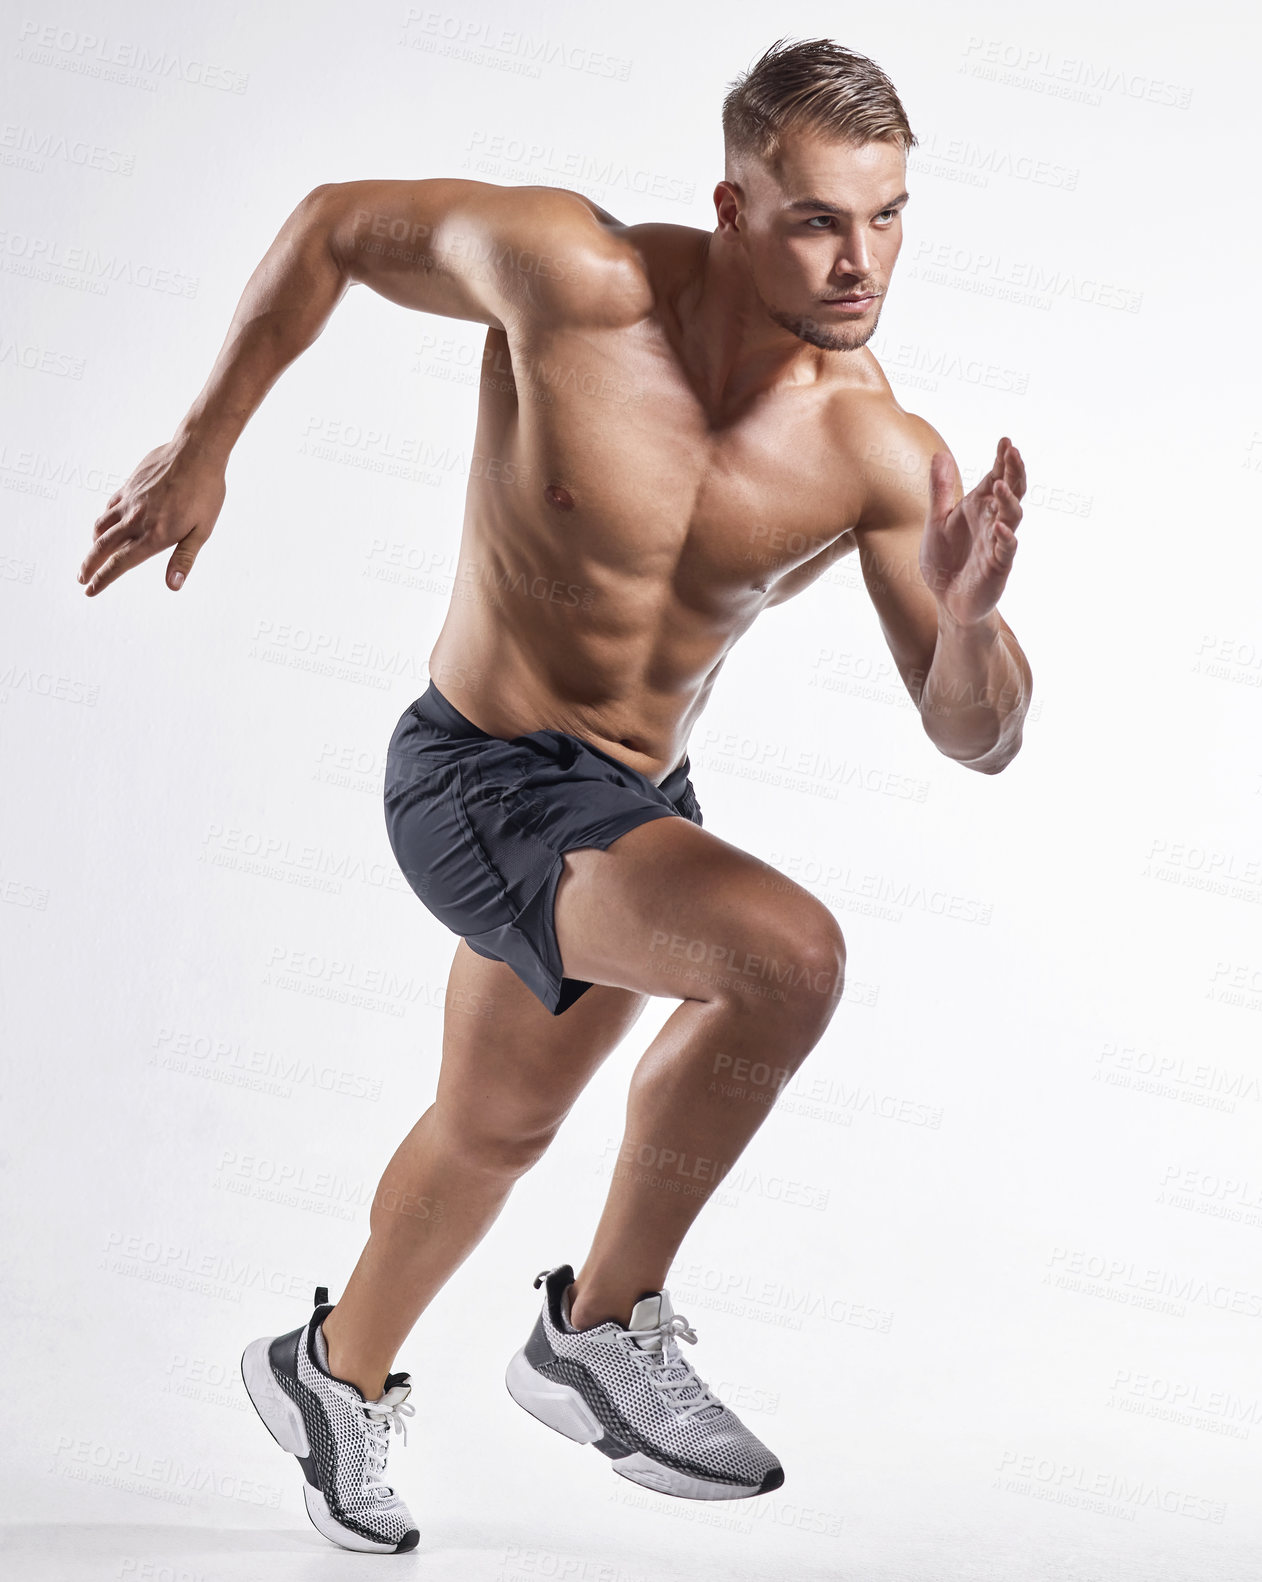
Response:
[552,817,845,1008]
[433,938,651,1146]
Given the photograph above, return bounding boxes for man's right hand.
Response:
[79,440,227,596]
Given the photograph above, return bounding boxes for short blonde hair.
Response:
[723,37,917,167]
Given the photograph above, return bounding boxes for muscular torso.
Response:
[427,221,896,784]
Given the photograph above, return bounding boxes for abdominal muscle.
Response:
[425,517,754,786]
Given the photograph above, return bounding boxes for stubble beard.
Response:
[763,294,883,352]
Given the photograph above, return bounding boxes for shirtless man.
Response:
[79,39,1031,1554]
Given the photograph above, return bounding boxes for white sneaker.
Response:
[240,1284,420,1553]
[505,1263,784,1500]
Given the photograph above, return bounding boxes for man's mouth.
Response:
[819,292,879,307]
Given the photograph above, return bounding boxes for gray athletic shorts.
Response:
[384,680,704,1016]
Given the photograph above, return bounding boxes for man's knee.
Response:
[437,1108,562,1179]
[737,902,845,1026]
[794,905,847,1005]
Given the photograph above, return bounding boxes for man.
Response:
[79,37,1032,1555]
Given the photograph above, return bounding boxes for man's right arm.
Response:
[80,180,624,595]
[180,178,619,461]
[324,177,627,325]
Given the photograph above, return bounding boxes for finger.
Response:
[92,503,126,540]
[973,457,1000,502]
[971,439,1009,508]
[986,436,1009,482]
[80,516,140,583]
[165,519,212,591]
[994,478,1023,527]
[982,492,1002,538]
[1002,443,1027,500]
[83,532,160,596]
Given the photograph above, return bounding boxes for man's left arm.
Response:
[851,417,1033,775]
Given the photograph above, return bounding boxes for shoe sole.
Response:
[503,1345,783,1501]
[240,1336,419,1554]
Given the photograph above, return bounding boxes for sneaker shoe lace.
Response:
[597,1313,726,1423]
[360,1393,415,1502]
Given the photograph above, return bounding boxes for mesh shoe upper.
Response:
[271,1297,417,1547]
[527,1265,781,1488]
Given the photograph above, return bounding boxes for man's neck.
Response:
[669,230,839,416]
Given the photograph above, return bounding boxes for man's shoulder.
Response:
[822,370,947,532]
[821,353,933,446]
[487,182,638,277]
[500,186,705,329]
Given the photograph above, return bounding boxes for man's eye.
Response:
[806,216,833,229]
[875,209,897,222]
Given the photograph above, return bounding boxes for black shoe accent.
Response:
[535,1352,759,1487]
[315,1285,329,1306]
[266,1326,323,1490]
[524,1313,558,1368]
[265,1313,400,1547]
[267,1325,305,1387]
[396,1529,421,1552]
[538,1264,576,1320]
[527,1263,780,1494]
[242,1326,317,1488]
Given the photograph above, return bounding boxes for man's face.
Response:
[721,132,908,351]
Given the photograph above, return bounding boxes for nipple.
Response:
[544,483,575,510]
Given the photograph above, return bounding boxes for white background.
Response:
[3,1,1260,1578]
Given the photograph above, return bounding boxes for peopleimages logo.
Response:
[996,1448,1225,1524]
[959,36,1192,109]
[1046,1245,1262,1318]
[399,8,633,81]
[907,239,1142,313]
[0,120,136,174]
[15,21,249,93]
[910,133,1080,191]
[0,228,198,295]
[464,131,693,203]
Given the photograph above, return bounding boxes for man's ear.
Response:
[713,180,744,233]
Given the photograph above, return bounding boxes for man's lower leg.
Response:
[320,1104,538,1397]
[567,975,838,1331]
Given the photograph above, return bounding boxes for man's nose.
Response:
[831,229,872,279]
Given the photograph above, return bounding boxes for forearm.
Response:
[918,607,1031,773]
[173,185,348,463]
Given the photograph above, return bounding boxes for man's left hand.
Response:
[920,436,1026,627]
